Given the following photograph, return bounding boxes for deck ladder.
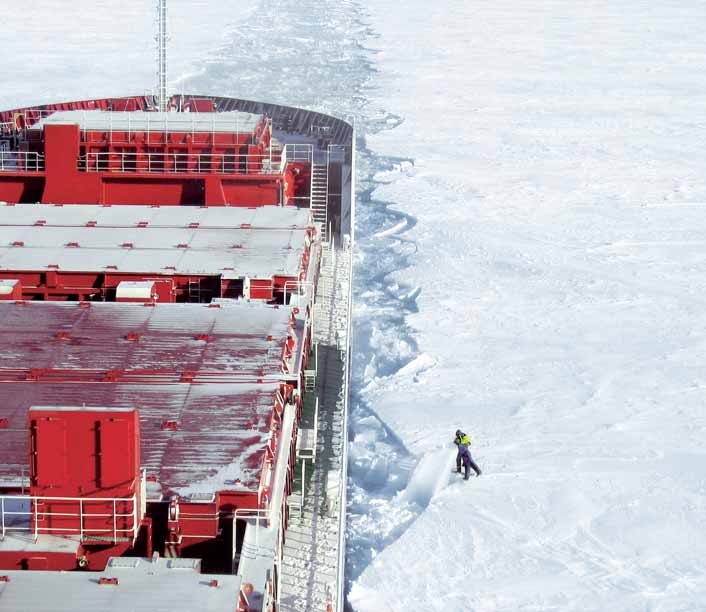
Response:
[310,162,329,241]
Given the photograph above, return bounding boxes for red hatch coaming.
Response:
[0,203,317,303]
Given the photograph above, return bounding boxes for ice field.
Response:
[3,1,706,610]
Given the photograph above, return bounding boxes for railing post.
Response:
[1,497,5,540]
[79,498,84,541]
[301,460,306,517]
[34,498,39,542]
[314,398,319,463]
[113,499,117,542]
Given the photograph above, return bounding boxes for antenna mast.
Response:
[156,0,168,111]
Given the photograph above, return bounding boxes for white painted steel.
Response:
[236,402,296,609]
[0,556,243,612]
[0,280,18,295]
[310,162,328,240]
[156,0,168,112]
[335,124,355,612]
[115,280,155,300]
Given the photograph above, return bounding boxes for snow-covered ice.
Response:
[348,1,706,611]
[4,1,706,610]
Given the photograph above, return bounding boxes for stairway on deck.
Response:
[310,163,329,242]
[279,242,351,612]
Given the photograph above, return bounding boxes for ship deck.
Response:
[0,92,354,611]
[0,556,243,612]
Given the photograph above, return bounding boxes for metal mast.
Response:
[156,0,168,111]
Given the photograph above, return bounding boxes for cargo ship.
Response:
[0,7,354,611]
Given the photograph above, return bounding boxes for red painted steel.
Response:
[0,96,309,206]
[29,408,141,539]
[0,271,226,302]
[0,549,84,572]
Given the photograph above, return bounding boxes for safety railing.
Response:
[286,196,313,206]
[77,143,312,176]
[281,143,312,164]
[0,494,138,543]
[283,280,315,308]
[78,151,280,175]
[0,151,45,172]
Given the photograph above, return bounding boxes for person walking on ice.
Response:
[454,429,482,480]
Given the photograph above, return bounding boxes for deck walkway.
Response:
[279,241,351,612]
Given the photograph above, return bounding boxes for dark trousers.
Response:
[458,449,481,478]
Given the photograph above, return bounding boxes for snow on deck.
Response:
[0,205,311,279]
[0,381,280,494]
[0,301,296,379]
[0,556,242,612]
[0,203,312,229]
[28,110,264,134]
[0,226,307,279]
[0,300,304,495]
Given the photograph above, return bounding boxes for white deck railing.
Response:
[0,494,138,543]
[77,144,312,175]
[78,151,280,174]
[281,143,312,163]
[0,151,45,172]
